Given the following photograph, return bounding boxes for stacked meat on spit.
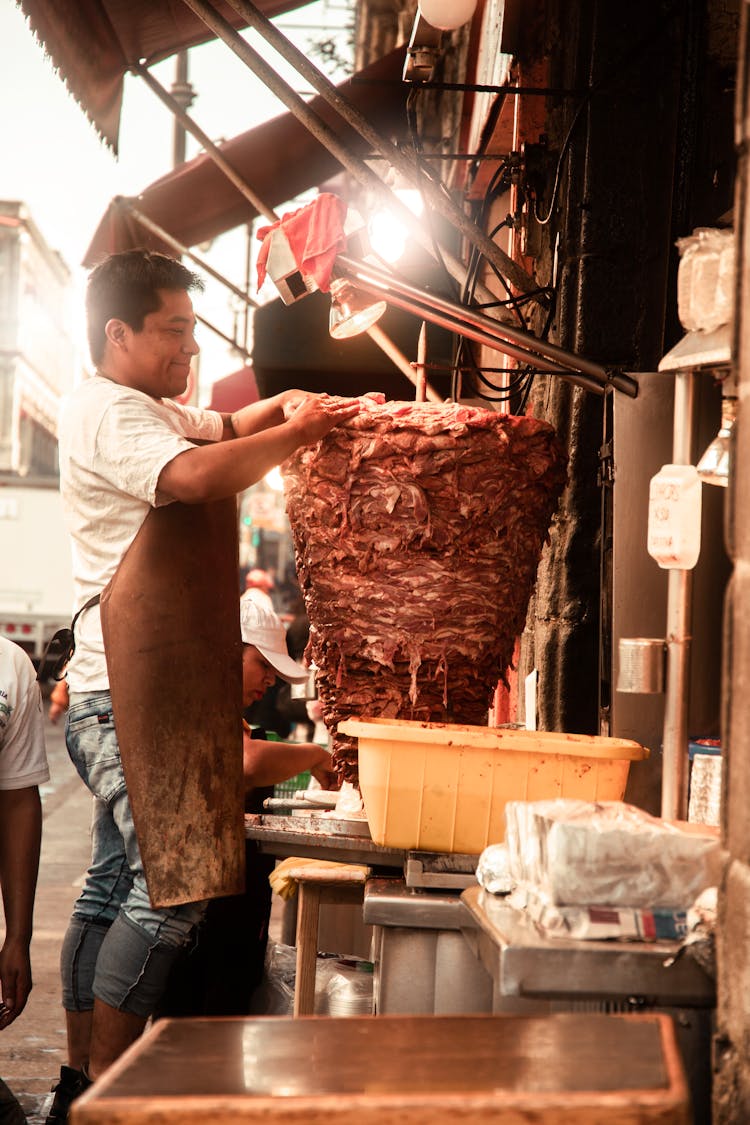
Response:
[282,396,568,786]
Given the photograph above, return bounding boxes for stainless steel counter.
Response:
[364,877,469,929]
[460,884,715,1120]
[363,877,493,1015]
[245,812,405,868]
[461,884,715,1008]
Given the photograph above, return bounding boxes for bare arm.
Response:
[158,394,358,504]
[0,786,41,1028]
[223,389,312,440]
[243,733,337,793]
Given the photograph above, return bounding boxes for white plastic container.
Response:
[646,464,702,570]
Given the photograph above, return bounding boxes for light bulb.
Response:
[329,278,387,340]
[418,0,478,31]
[368,189,425,264]
[697,397,736,488]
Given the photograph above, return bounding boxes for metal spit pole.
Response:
[366,324,442,402]
[661,369,697,821]
[221,0,540,301]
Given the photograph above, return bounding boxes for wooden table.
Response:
[71,1012,690,1124]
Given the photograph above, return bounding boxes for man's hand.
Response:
[0,937,32,1029]
[285,394,359,444]
[310,758,339,791]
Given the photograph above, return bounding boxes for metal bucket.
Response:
[616,637,666,694]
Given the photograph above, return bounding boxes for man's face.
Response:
[242,645,278,706]
[106,288,200,398]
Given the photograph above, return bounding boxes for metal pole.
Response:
[177,0,530,311]
[661,369,696,821]
[220,0,540,300]
[116,198,259,306]
[365,323,442,403]
[170,52,195,168]
[337,254,639,396]
[133,63,279,223]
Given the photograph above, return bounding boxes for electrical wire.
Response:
[403,77,563,405]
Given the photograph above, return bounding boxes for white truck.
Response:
[0,476,74,669]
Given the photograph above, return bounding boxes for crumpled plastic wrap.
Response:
[676,226,735,333]
[505,798,721,909]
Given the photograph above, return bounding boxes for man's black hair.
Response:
[86,249,205,367]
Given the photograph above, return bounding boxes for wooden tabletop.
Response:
[71,1012,690,1124]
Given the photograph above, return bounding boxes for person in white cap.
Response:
[241,568,275,614]
[156,599,335,1018]
[238,599,334,788]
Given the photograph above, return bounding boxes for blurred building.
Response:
[0,200,76,478]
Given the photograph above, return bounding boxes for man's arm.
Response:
[220,389,312,441]
[0,786,42,1029]
[158,394,358,504]
[243,734,337,792]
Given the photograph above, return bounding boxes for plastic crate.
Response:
[273,770,311,798]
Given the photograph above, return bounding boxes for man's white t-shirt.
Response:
[58,376,224,692]
[0,637,49,790]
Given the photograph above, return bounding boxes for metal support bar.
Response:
[177,0,537,314]
[133,63,279,224]
[337,255,639,397]
[115,198,259,307]
[661,369,696,821]
[196,312,250,359]
[220,0,540,300]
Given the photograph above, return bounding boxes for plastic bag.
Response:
[676,227,735,333]
[476,843,514,895]
[320,958,374,1016]
[251,941,297,1015]
[504,798,721,908]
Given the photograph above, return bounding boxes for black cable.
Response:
[534,0,684,226]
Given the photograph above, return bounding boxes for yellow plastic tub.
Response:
[338,718,649,854]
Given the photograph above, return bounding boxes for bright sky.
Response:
[1,0,353,395]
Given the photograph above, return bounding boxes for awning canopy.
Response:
[82,46,408,266]
[208,366,260,411]
[17,0,309,152]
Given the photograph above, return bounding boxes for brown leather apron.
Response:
[100,498,245,908]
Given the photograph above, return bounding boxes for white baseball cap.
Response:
[239,599,308,684]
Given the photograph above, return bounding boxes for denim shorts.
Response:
[65,691,205,945]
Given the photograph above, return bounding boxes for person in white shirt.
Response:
[0,637,49,1125]
[46,249,359,1124]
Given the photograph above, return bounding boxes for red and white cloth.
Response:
[256,192,348,293]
